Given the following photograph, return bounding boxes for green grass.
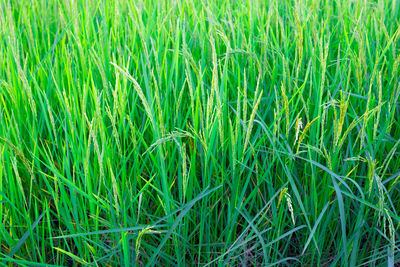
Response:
[0,0,399,265]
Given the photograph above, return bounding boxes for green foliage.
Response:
[0,0,399,265]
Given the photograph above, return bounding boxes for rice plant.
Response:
[0,0,399,265]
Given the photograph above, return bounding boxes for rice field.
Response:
[0,0,400,265]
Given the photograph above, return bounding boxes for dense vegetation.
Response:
[0,0,400,265]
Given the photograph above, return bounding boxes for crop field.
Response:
[0,0,400,266]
